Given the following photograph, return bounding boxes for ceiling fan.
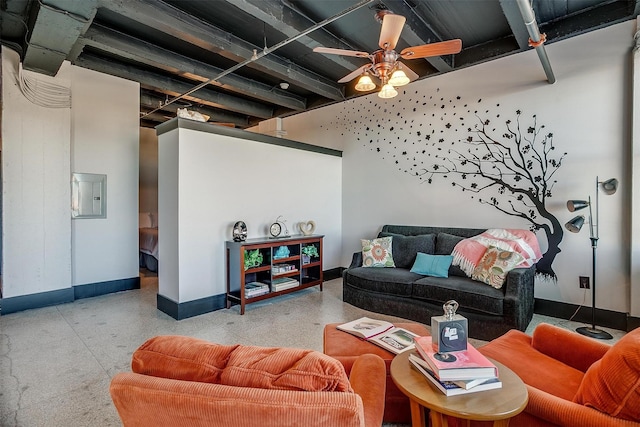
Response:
[313,10,462,98]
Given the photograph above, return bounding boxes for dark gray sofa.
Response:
[343,225,536,341]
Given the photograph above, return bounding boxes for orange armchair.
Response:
[478,323,640,427]
[110,336,386,427]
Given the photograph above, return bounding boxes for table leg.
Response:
[492,420,511,427]
[409,399,426,427]
[428,409,446,427]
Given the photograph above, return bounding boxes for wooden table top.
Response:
[390,350,528,422]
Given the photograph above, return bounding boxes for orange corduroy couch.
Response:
[477,323,640,427]
[110,335,386,427]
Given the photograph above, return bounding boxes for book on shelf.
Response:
[245,282,269,297]
[408,354,502,396]
[271,279,299,292]
[413,335,498,381]
[336,317,419,355]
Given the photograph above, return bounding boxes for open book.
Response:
[337,317,418,354]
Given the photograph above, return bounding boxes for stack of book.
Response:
[269,277,299,292]
[410,335,502,396]
[244,282,269,298]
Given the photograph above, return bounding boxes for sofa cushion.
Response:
[345,267,421,297]
[478,329,584,401]
[410,253,453,278]
[361,236,395,267]
[132,336,353,392]
[471,246,525,289]
[412,276,504,315]
[435,233,467,277]
[573,328,640,421]
[378,232,435,269]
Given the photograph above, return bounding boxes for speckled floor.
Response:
[0,271,626,427]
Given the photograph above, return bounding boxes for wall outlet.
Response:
[579,276,590,289]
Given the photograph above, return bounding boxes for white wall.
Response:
[71,67,140,285]
[280,22,635,315]
[1,46,140,298]
[158,123,342,303]
[1,47,72,298]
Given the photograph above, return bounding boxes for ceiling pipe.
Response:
[515,0,556,84]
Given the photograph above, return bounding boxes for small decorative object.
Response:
[298,220,316,236]
[301,245,319,265]
[232,221,247,242]
[431,300,468,353]
[243,249,263,271]
[274,246,290,259]
[269,215,289,238]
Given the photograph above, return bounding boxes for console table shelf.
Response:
[226,235,324,314]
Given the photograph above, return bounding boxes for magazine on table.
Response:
[413,335,498,381]
[408,354,502,396]
[337,317,419,354]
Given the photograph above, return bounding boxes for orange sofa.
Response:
[478,323,640,426]
[110,335,386,427]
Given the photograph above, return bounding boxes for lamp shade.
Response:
[565,215,585,233]
[388,69,410,86]
[600,178,618,195]
[354,74,376,92]
[378,83,398,99]
[567,200,589,212]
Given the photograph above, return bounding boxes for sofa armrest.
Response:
[531,323,611,372]
[348,251,363,269]
[522,385,640,427]
[349,354,386,427]
[502,265,536,330]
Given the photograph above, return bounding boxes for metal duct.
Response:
[516,0,556,84]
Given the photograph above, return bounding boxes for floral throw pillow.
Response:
[471,246,524,289]
[361,236,395,267]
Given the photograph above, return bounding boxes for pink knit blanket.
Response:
[451,229,542,276]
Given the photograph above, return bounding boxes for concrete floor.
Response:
[0,271,626,426]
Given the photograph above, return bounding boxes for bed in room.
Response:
[139,212,158,273]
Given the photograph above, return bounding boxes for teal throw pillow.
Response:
[410,252,453,278]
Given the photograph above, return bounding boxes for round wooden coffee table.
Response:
[390,350,528,427]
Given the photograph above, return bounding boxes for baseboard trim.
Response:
[157,293,227,320]
[534,298,629,331]
[324,267,343,281]
[627,315,640,331]
[74,277,140,300]
[0,276,141,315]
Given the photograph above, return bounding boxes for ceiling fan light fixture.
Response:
[355,74,376,91]
[388,69,410,86]
[378,83,398,99]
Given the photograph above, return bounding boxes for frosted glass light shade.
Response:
[388,69,410,86]
[378,83,398,98]
[355,75,376,91]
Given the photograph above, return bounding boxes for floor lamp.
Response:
[565,176,618,340]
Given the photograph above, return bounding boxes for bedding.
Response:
[139,226,159,272]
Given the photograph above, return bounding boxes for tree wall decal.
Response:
[329,91,567,280]
[415,110,566,280]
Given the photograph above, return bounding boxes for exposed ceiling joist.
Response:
[139,92,249,127]
[77,24,306,111]
[226,0,364,73]
[75,53,274,119]
[499,0,532,50]
[99,0,345,101]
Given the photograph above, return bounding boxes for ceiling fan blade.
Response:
[313,47,369,58]
[397,61,419,81]
[400,39,462,59]
[378,14,406,50]
[337,65,371,84]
